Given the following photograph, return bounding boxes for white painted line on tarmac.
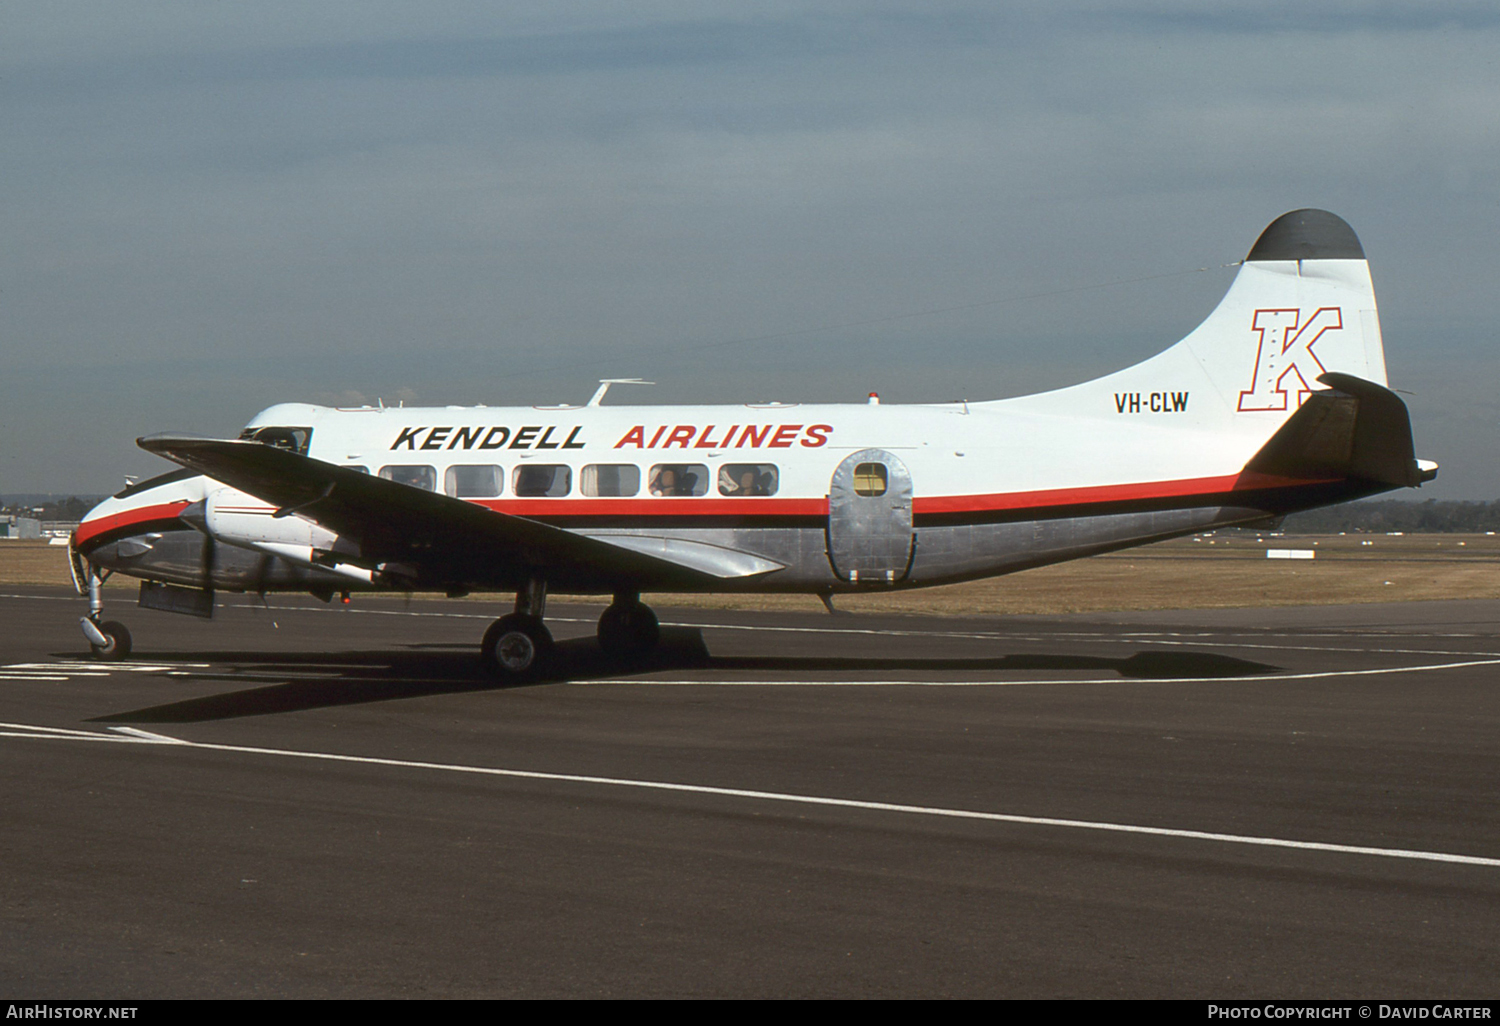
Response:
[0,721,121,737]
[0,731,164,744]
[107,726,190,744]
[582,656,1500,688]
[286,605,1500,659]
[1,721,1496,870]
[0,660,218,684]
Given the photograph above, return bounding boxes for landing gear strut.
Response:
[480,578,553,680]
[597,593,659,658]
[80,566,132,661]
[479,583,663,680]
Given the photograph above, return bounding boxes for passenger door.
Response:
[826,449,914,583]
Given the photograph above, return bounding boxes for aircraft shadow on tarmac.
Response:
[88,627,1279,724]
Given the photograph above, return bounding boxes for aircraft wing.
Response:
[136,435,784,590]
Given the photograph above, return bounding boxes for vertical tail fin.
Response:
[1211,209,1387,411]
[1009,210,1391,443]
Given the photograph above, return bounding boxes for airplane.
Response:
[70,209,1437,679]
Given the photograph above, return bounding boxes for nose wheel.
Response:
[79,564,132,661]
[82,618,133,661]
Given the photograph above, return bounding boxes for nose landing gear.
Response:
[82,618,133,660]
[79,565,132,661]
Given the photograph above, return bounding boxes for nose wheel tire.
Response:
[90,621,132,661]
[480,614,553,680]
[597,601,659,658]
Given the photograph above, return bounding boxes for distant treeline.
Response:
[1284,499,1500,534]
[0,496,99,521]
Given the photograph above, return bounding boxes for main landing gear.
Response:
[481,578,553,679]
[479,582,660,681]
[79,566,132,661]
[596,593,659,658]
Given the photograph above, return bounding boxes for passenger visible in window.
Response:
[650,467,680,495]
[648,464,707,496]
[514,464,571,497]
[719,464,778,497]
[722,467,759,496]
[649,465,700,496]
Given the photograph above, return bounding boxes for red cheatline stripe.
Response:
[911,471,1334,515]
[471,497,827,517]
[74,501,192,546]
[74,471,1342,544]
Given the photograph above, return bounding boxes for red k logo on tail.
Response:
[1237,307,1343,412]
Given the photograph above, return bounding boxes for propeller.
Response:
[177,499,217,593]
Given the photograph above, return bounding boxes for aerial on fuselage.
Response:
[73,209,1435,679]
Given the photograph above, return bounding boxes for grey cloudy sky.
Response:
[4,1,1497,497]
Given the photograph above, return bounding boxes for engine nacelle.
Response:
[204,487,338,550]
[202,487,370,583]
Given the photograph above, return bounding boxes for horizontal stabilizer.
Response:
[1242,373,1423,488]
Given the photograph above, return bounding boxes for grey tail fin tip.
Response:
[1246,209,1365,262]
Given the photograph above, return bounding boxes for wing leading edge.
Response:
[136,435,785,591]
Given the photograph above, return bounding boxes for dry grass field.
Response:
[8,532,1499,616]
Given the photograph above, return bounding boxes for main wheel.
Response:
[91,620,132,661]
[480,614,554,680]
[597,601,659,658]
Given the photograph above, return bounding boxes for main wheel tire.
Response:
[92,620,132,661]
[597,602,660,658]
[480,614,554,680]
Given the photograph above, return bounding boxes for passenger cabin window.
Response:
[718,464,778,497]
[582,465,640,497]
[852,463,888,497]
[239,426,313,455]
[446,464,503,498]
[649,464,708,497]
[345,465,369,474]
[513,464,571,497]
[378,465,436,491]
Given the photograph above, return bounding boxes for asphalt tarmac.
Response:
[2,585,1498,998]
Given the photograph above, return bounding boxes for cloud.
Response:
[3,3,1497,494]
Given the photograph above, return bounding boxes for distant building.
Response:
[0,516,42,540]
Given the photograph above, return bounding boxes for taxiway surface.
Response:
[1,587,1498,997]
